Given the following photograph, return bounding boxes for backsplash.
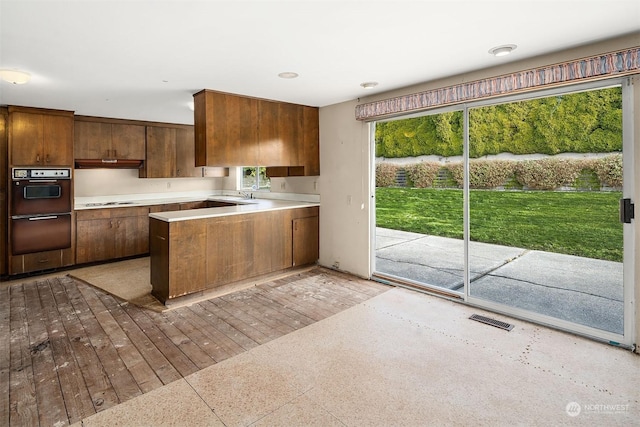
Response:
[74,168,226,197]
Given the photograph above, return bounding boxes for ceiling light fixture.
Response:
[488,44,517,57]
[0,69,31,84]
[360,81,378,89]
[278,72,299,79]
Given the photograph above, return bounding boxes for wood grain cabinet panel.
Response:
[150,206,319,304]
[194,90,259,167]
[293,215,319,267]
[144,126,177,178]
[74,117,145,160]
[76,207,150,264]
[194,89,318,174]
[111,123,146,159]
[143,125,201,178]
[175,127,201,177]
[0,108,7,275]
[150,218,206,302]
[9,107,74,167]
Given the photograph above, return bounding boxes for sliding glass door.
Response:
[466,85,626,337]
[372,79,634,345]
[374,109,465,296]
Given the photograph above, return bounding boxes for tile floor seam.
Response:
[182,376,228,426]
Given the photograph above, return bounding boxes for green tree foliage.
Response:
[375,87,622,158]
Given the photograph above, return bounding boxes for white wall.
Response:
[318,100,371,277]
[74,168,225,197]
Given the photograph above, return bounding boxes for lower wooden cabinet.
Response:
[293,215,319,267]
[150,206,319,303]
[76,206,150,264]
[10,248,74,275]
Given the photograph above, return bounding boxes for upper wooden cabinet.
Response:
[194,90,319,175]
[74,117,145,160]
[9,106,74,167]
[141,125,203,178]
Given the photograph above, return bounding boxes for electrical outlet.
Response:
[280,182,286,190]
[167,182,171,189]
[332,261,340,269]
[347,195,352,205]
[313,181,318,191]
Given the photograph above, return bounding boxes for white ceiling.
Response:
[1,0,639,125]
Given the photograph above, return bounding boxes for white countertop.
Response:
[149,198,319,222]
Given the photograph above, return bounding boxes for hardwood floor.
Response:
[1,268,389,427]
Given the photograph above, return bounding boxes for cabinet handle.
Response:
[38,258,50,264]
[109,220,113,228]
[45,154,50,163]
[156,236,166,240]
[36,154,41,163]
[117,220,121,227]
[113,149,117,158]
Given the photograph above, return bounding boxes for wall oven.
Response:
[10,168,72,255]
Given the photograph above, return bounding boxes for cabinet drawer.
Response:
[108,206,149,218]
[11,248,73,274]
[77,206,149,220]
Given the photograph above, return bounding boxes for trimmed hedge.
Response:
[376,163,400,187]
[375,154,623,190]
[405,162,440,188]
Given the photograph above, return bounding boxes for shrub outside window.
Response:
[241,167,270,191]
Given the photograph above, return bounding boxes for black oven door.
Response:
[11,213,72,255]
[11,179,72,216]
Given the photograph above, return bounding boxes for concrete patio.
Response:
[375,227,624,335]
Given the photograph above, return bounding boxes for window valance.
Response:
[355,47,639,121]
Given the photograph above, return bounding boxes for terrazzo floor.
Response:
[73,284,639,426]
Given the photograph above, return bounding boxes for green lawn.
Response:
[376,187,623,262]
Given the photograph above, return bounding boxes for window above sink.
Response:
[240,166,270,192]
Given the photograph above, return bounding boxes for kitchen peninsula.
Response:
[148,198,319,304]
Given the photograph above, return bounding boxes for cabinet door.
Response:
[42,114,73,166]
[257,99,280,166]
[292,215,319,266]
[145,126,176,178]
[302,106,320,176]
[76,218,116,263]
[278,102,302,166]
[74,120,111,158]
[195,91,259,166]
[175,127,201,177]
[111,123,145,159]
[10,111,43,166]
[114,214,149,258]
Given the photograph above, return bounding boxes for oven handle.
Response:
[27,215,60,221]
[27,179,59,183]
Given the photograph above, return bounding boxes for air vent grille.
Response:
[469,314,514,331]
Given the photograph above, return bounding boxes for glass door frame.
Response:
[370,77,635,348]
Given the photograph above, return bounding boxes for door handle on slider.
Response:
[620,198,635,224]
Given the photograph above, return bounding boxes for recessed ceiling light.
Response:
[488,44,517,57]
[0,69,31,84]
[278,72,299,79]
[360,81,378,89]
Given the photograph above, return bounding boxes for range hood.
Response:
[75,159,144,169]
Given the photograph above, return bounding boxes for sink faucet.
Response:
[240,191,253,199]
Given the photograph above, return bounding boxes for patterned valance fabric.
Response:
[355,47,640,121]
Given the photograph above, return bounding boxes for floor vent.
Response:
[469,314,514,331]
